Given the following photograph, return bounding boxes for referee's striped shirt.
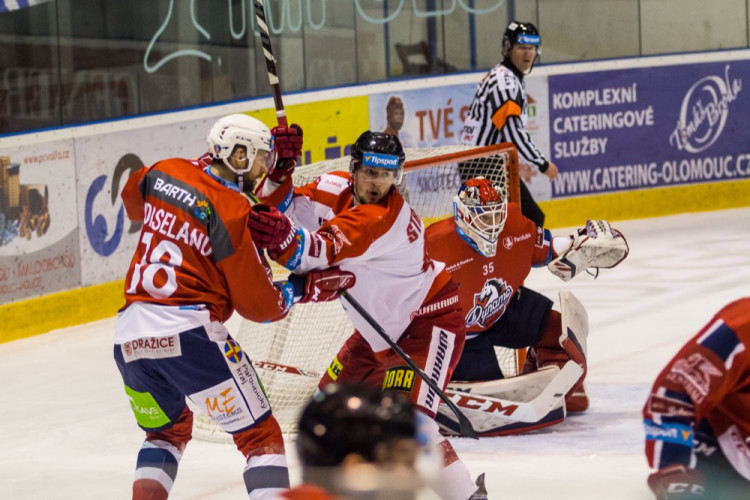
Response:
[461,61,549,173]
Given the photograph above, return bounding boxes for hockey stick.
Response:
[436,361,583,436]
[340,290,478,439]
[253,0,287,127]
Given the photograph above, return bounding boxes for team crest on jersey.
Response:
[319,224,351,255]
[465,278,514,328]
[224,340,244,364]
[667,353,722,404]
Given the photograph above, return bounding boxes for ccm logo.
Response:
[447,392,519,415]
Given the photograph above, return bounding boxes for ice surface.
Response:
[1,207,748,499]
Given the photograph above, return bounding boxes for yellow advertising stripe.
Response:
[540,179,750,229]
[0,280,124,344]
[248,95,370,164]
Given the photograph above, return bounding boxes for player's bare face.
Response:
[354,166,396,204]
[230,147,270,192]
[510,44,537,74]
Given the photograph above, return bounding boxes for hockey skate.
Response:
[469,473,488,500]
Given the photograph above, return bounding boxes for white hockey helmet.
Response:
[453,176,507,257]
[206,114,276,175]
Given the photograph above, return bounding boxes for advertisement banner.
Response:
[249,96,370,165]
[0,140,80,302]
[369,85,475,148]
[549,60,750,198]
[75,118,211,286]
[368,76,553,213]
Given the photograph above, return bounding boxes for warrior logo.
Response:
[465,278,514,328]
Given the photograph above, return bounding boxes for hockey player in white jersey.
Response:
[461,21,558,228]
[248,131,486,500]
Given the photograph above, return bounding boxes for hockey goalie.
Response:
[426,176,629,437]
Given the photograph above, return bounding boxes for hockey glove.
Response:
[548,220,629,281]
[647,465,705,499]
[268,124,303,183]
[248,204,296,256]
[289,268,356,303]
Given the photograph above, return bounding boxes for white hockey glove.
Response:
[548,220,629,282]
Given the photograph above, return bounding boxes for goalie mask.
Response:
[349,131,406,186]
[454,176,507,257]
[206,114,276,183]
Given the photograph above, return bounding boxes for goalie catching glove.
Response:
[267,124,303,184]
[288,268,355,303]
[548,220,629,282]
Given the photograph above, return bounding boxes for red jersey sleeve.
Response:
[643,297,750,471]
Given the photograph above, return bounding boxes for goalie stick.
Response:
[436,362,582,436]
[437,290,588,436]
[340,290,478,439]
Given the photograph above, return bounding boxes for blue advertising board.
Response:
[549,60,750,198]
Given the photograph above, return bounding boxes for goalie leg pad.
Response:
[524,291,590,412]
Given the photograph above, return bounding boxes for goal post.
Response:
[191,142,522,440]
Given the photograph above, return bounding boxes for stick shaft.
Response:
[253,0,287,126]
[341,291,477,439]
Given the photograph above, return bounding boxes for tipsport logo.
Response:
[362,152,400,169]
[669,64,742,154]
[85,153,143,256]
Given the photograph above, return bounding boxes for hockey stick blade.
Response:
[340,290,478,439]
[436,361,583,435]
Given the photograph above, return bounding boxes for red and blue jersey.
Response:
[643,297,750,480]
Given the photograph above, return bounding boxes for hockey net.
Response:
[192,142,521,441]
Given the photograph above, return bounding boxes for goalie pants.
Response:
[318,279,466,417]
[452,286,552,380]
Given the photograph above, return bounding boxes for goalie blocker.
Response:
[437,291,589,437]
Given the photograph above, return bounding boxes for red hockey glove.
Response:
[247,204,296,255]
[290,268,356,303]
[647,465,705,499]
[268,124,303,183]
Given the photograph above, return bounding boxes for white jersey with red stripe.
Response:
[266,171,447,352]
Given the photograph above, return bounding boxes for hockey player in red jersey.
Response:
[115,114,354,500]
[425,176,629,434]
[248,131,487,500]
[643,297,750,499]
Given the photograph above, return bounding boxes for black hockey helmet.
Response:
[296,383,417,467]
[349,131,406,184]
[502,21,542,57]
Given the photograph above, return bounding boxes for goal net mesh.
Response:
[191,143,520,440]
